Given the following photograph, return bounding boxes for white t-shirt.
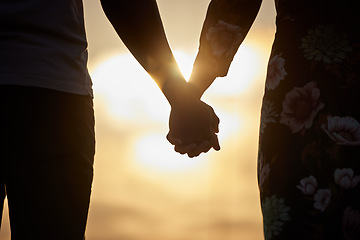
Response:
[0,0,93,96]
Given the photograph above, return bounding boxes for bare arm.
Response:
[100,0,221,157]
[100,0,187,106]
[189,0,263,98]
[166,0,263,157]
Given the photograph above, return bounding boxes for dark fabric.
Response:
[258,1,360,239]
[0,0,93,96]
[194,0,360,239]
[0,85,95,240]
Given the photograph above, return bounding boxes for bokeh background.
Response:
[0,0,276,239]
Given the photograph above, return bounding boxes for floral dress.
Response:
[193,0,360,239]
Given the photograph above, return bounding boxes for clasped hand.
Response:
[167,90,220,158]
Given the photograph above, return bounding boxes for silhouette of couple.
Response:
[1,0,360,239]
[100,0,222,158]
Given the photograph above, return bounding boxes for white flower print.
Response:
[265,53,287,90]
[313,189,331,212]
[262,195,290,239]
[206,20,243,57]
[260,99,278,135]
[297,175,318,195]
[321,116,360,146]
[280,81,325,133]
[300,25,352,64]
[334,168,360,189]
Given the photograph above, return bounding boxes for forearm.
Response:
[188,58,216,99]
[100,0,187,106]
[189,0,262,98]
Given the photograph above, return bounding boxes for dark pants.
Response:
[0,85,95,240]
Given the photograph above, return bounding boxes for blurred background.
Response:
[0,0,276,239]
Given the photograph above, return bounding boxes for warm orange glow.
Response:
[135,133,208,172]
[173,50,195,80]
[91,54,169,122]
[207,44,262,95]
[91,49,258,175]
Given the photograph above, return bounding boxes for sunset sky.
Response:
[0,0,276,239]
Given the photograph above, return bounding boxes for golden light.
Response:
[215,110,244,142]
[206,44,261,95]
[91,48,255,173]
[91,45,260,116]
[91,54,169,122]
[91,51,211,173]
[91,51,196,122]
[173,50,195,80]
[135,132,208,173]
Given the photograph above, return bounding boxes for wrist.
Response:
[187,82,203,100]
[162,77,189,108]
[188,55,217,99]
[163,80,204,110]
[188,70,216,99]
